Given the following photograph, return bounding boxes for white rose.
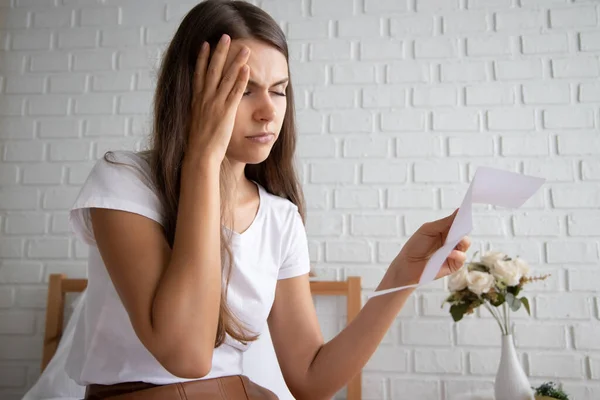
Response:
[448,267,469,292]
[491,260,522,286]
[480,251,507,268]
[513,257,530,278]
[467,271,495,295]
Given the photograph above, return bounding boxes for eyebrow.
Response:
[246,78,289,89]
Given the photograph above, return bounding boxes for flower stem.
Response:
[484,303,506,335]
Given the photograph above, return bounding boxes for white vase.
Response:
[494,334,534,400]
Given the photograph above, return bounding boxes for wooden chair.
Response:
[42,273,362,400]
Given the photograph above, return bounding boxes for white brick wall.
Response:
[0,0,599,399]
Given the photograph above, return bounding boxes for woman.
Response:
[66,0,471,399]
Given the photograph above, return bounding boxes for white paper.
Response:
[369,167,545,299]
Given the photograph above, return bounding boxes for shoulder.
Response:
[258,184,303,229]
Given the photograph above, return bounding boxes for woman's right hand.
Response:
[186,34,251,165]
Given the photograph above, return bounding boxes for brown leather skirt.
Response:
[84,375,279,399]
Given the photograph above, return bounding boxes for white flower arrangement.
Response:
[444,251,549,335]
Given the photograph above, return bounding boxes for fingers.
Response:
[203,34,231,100]
[455,236,471,252]
[225,63,250,108]
[447,249,467,271]
[217,46,251,104]
[193,41,210,98]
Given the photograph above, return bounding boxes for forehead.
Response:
[223,38,288,87]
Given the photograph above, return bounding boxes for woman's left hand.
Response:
[384,209,471,288]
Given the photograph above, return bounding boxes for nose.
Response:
[252,93,276,123]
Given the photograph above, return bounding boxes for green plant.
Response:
[533,381,569,400]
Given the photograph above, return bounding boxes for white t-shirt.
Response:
[65,150,310,386]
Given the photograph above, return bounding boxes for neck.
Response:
[226,158,255,204]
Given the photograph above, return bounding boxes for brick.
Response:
[364,0,409,13]
[330,110,373,133]
[582,160,600,181]
[472,214,508,236]
[579,82,600,103]
[420,292,451,317]
[557,134,600,155]
[402,321,452,346]
[73,49,114,71]
[413,86,457,107]
[49,74,87,94]
[546,241,598,264]
[569,268,600,291]
[39,118,81,138]
[513,213,561,236]
[44,262,87,281]
[387,61,429,83]
[415,37,457,58]
[49,141,90,161]
[391,379,440,399]
[27,238,70,258]
[496,10,544,30]
[441,61,487,82]
[388,188,435,209]
[338,16,382,38]
[523,159,575,182]
[550,6,597,29]
[580,32,600,52]
[2,9,29,29]
[568,211,600,237]
[120,3,164,26]
[553,187,600,208]
[287,20,328,40]
[489,109,535,131]
[522,82,570,104]
[449,136,494,157]
[495,59,542,80]
[465,84,514,106]
[396,134,443,157]
[28,95,69,116]
[73,94,115,115]
[67,162,94,185]
[30,52,70,72]
[343,137,390,158]
[573,325,600,350]
[117,48,160,70]
[501,135,550,157]
[0,95,25,116]
[0,311,36,334]
[311,0,354,17]
[362,162,408,183]
[360,39,403,61]
[5,76,44,94]
[433,110,480,131]
[381,108,426,132]
[325,241,371,263]
[80,7,119,26]
[414,161,461,183]
[362,86,405,108]
[457,319,502,346]
[0,336,42,360]
[537,294,591,319]
[514,324,567,349]
[310,162,355,184]
[334,188,379,209]
[261,0,305,20]
[84,116,127,137]
[552,57,599,78]
[543,108,594,129]
[145,25,176,45]
[415,349,462,373]
[22,163,63,185]
[4,141,44,162]
[332,64,376,84]
[522,33,569,54]
[296,135,336,158]
[0,164,18,185]
[443,11,488,33]
[11,30,51,50]
[0,287,15,308]
[43,187,81,210]
[0,261,43,283]
[101,27,142,48]
[0,118,35,140]
[467,0,511,8]
[390,14,434,37]
[417,0,459,11]
[119,92,153,114]
[290,63,326,85]
[466,35,511,56]
[529,354,584,378]
[305,214,343,237]
[351,214,399,237]
[311,40,352,61]
[366,346,409,372]
[0,365,27,387]
[297,111,324,134]
[313,87,355,109]
[57,28,98,49]
[33,10,72,28]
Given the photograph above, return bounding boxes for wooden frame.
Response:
[42,274,362,400]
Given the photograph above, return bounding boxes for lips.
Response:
[246,132,274,138]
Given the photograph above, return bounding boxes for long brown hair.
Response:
[137,0,305,347]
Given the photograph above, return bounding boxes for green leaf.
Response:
[450,303,469,322]
[520,297,531,316]
[490,293,505,307]
[506,292,521,312]
[507,285,521,297]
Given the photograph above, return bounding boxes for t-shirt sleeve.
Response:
[69,153,164,246]
[278,206,311,280]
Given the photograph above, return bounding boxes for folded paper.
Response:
[369,167,545,299]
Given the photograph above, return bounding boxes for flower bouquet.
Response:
[443,251,549,400]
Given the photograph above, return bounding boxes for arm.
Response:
[267,273,412,400]
[90,159,222,378]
